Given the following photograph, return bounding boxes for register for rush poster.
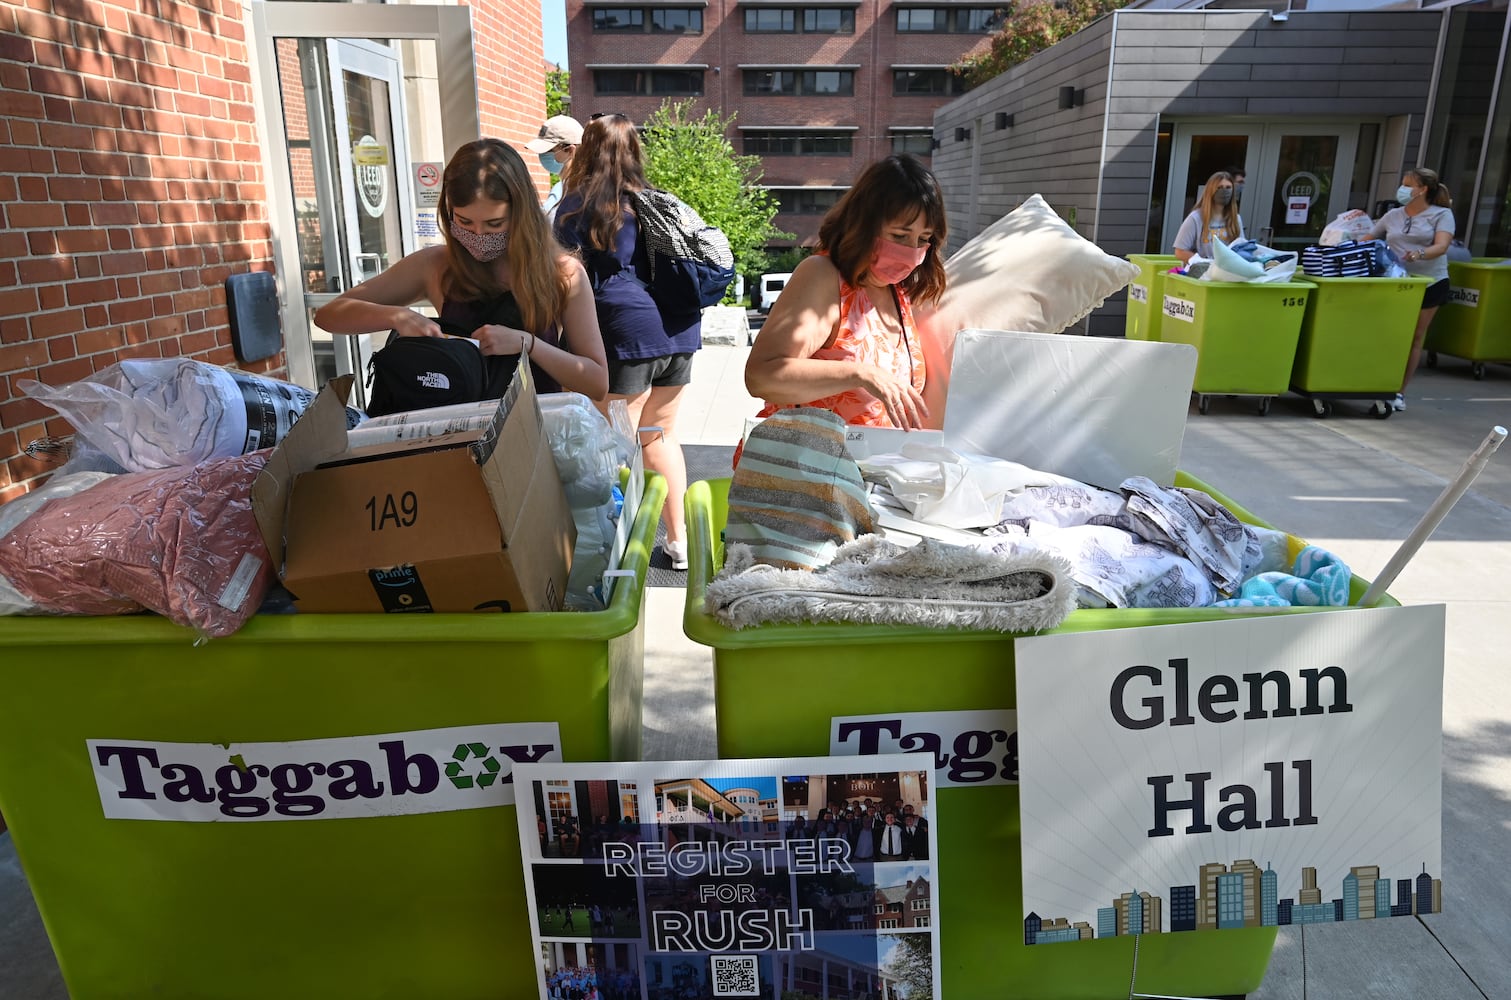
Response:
[514,755,940,999]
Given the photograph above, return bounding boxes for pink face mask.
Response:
[870,237,928,285]
[449,219,510,262]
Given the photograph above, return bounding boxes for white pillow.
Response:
[916,194,1140,424]
[937,193,1138,334]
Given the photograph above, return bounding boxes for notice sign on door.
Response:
[1014,605,1444,945]
[414,161,443,208]
[1287,196,1312,224]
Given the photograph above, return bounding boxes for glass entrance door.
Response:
[1163,126,1262,254]
[279,38,413,408]
[1163,122,1361,256]
[251,2,480,397]
[1252,126,1359,251]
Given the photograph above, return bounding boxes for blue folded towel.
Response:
[1213,545,1352,608]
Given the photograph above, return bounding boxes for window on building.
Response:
[911,898,928,910]
[879,918,900,929]
[746,70,796,95]
[770,188,846,214]
[873,904,885,914]
[891,131,933,155]
[744,70,853,96]
[652,8,703,33]
[652,68,704,94]
[745,8,796,31]
[595,7,703,33]
[896,6,1004,32]
[546,780,574,833]
[744,7,855,33]
[893,69,964,96]
[593,8,645,31]
[744,131,854,156]
[806,70,853,95]
[803,8,855,33]
[914,915,931,927]
[594,69,704,96]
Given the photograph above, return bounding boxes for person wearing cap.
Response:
[526,114,584,218]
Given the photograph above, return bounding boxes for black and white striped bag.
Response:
[1301,240,1379,278]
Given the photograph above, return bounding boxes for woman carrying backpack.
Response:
[315,138,609,404]
[554,114,699,570]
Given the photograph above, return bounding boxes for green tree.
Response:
[955,0,1128,89]
[638,99,792,301]
[881,932,935,999]
[545,68,570,118]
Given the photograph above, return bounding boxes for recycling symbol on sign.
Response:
[445,743,502,790]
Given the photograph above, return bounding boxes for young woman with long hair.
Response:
[1172,170,1244,264]
[554,114,701,569]
[315,137,608,402]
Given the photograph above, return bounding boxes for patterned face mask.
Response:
[448,219,509,262]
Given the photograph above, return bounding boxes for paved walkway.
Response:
[2,342,1507,999]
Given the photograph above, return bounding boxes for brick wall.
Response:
[0,0,274,503]
[471,0,552,195]
[0,0,549,503]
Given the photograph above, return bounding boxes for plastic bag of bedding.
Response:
[0,452,275,639]
[19,359,361,472]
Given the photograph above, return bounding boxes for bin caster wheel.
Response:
[1198,395,1211,415]
[1474,363,1487,380]
[1312,399,1332,418]
[1372,400,1392,419]
[1426,350,1439,369]
[1257,397,1271,416]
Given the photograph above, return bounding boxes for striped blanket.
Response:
[726,408,877,570]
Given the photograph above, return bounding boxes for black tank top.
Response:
[438,292,565,396]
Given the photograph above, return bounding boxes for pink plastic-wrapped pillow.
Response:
[0,452,275,638]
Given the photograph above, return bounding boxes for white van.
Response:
[758,272,792,314]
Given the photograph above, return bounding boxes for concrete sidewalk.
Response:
[2,343,1507,999]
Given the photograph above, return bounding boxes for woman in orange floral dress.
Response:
[746,155,948,430]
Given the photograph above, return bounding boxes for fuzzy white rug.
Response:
[705,534,1077,633]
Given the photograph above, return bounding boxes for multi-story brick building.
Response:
[563,0,998,246]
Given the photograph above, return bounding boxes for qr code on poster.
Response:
[711,955,759,997]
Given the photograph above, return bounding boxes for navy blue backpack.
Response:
[629,188,736,321]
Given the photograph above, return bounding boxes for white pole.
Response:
[1357,425,1507,608]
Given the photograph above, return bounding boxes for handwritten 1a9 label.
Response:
[830,709,1018,787]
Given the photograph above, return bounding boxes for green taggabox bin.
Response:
[0,474,665,1000]
[1425,257,1511,379]
[1124,254,1182,341]
[683,475,1395,1000]
[1158,273,1312,414]
[1291,273,1430,415]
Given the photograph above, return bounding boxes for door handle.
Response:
[354,253,382,281]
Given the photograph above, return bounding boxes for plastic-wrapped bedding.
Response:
[0,471,118,616]
[0,452,275,638]
[19,359,359,472]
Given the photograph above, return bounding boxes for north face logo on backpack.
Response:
[417,371,451,390]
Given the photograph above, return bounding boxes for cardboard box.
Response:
[252,364,575,614]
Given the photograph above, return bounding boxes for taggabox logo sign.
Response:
[88,722,561,822]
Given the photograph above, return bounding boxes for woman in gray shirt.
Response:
[1370,167,1455,411]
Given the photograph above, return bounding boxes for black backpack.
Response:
[365,333,488,417]
[629,188,736,322]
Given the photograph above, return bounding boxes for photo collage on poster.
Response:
[514,754,940,1000]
